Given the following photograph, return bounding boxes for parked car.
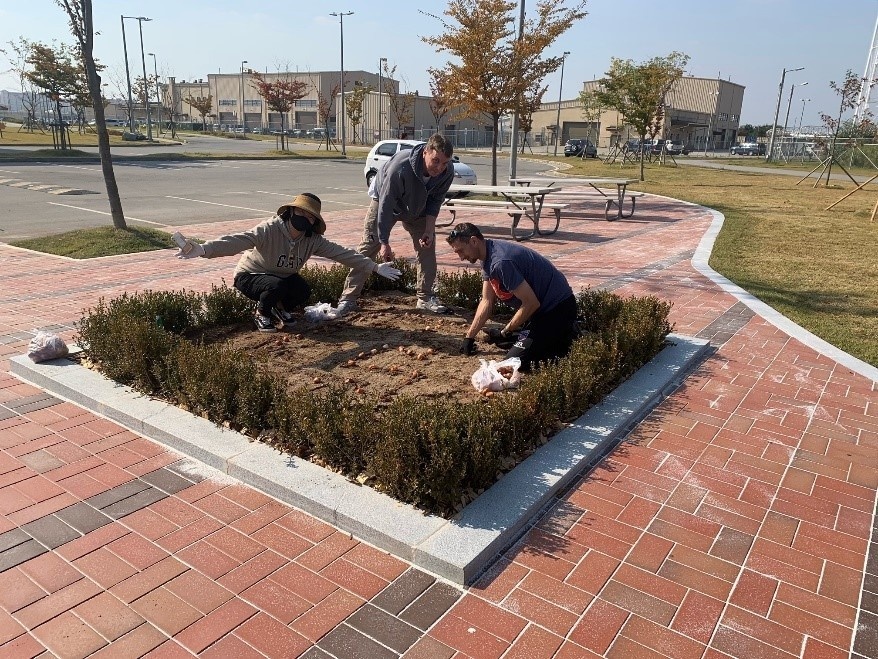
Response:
[665,140,690,155]
[363,139,477,189]
[625,140,648,154]
[649,139,667,155]
[563,138,597,158]
[730,142,765,156]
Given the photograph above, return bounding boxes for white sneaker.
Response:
[335,300,359,317]
[416,296,448,314]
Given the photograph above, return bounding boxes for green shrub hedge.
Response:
[76,269,671,516]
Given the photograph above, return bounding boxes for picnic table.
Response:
[510,177,641,221]
[442,183,567,241]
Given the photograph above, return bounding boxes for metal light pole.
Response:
[553,51,570,157]
[120,16,135,133]
[129,16,153,140]
[377,56,386,142]
[508,0,526,183]
[240,60,248,132]
[767,65,803,161]
[782,81,807,156]
[330,11,354,155]
[703,88,720,158]
[797,97,811,135]
[148,52,161,136]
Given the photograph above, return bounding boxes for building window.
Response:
[218,99,236,106]
[719,112,728,121]
[295,99,316,108]
[244,99,261,107]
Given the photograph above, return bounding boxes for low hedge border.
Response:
[76,266,671,517]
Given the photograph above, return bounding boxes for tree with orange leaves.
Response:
[250,71,309,150]
[422,0,586,184]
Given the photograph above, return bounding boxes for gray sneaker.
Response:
[335,300,359,317]
[416,296,448,314]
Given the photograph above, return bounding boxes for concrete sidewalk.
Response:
[0,191,875,658]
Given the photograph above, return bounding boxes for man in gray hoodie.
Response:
[176,193,400,332]
[338,133,454,315]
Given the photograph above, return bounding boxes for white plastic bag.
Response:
[27,331,69,363]
[471,357,522,393]
[304,302,339,322]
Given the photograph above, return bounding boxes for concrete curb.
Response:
[10,333,709,584]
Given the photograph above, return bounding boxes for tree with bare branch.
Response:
[380,61,415,138]
[422,0,587,184]
[54,0,126,229]
[316,82,339,150]
[516,82,545,153]
[345,81,371,144]
[428,74,452,131]
[2,38,45,132]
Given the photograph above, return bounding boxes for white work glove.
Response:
[176,242,205,259]
[374,262,401,281]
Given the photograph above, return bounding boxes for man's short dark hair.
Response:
[445,222,483,243]
[426,133,453,158]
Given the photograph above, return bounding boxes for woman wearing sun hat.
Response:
[175,192,401,332]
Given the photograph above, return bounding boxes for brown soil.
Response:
[193,291,513,404]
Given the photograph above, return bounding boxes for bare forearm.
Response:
[466,298,494,339]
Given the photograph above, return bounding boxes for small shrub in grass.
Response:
[77,276,672,517]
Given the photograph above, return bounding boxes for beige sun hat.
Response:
[277,192,326,235]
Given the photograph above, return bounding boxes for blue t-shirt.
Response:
[481,239,573,313]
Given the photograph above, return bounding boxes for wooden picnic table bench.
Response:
[510,177,640,221]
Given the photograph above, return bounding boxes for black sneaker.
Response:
[271,307,297,328]
[254,313,277,333]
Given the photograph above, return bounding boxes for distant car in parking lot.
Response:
[730,142,765,156]
[563,138,597,158]
[363,139,477,189]
[665,140,690,155]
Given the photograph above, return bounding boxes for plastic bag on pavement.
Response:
[304,302,340,322]
[471,357,522,393]
[27,331,69,363]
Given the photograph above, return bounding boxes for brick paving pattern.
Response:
[0,190,875,657]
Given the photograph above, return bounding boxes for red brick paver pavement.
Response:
[0,192,875,658]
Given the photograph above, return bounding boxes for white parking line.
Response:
[47,202,165,226]
[0,168,20,175]
[165,196,271,213]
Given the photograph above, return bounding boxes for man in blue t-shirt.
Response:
[446,222,578,371]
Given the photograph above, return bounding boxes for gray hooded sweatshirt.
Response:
[374,142,454,244]
[201,216,378,278]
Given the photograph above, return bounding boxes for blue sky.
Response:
[2,0,876,127]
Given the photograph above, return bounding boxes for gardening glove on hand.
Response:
[176,242,205,259]
[374,262,402,281]
[483,326,505,345]
[459,337,477,356]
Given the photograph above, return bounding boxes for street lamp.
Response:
[797,97,811,135]
[147,52,161,136]
[122,16,153,140]
[782,81,808,155]
[553,51,570,157]
[240,60,248,133]
[330,11,354,155]
[703,87,720,157]
[767,65,804,161]
[120,16,135,134]
[377,57,387,141]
